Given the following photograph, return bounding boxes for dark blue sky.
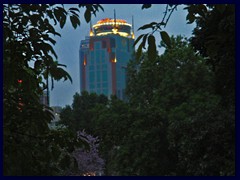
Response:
[50,4,195,107]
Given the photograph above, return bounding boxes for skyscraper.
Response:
[79,17,134,100]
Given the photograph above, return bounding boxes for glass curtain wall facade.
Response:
[80,18,134,100]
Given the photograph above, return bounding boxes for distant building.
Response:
[79,17,135,100]
[49,106,63,129]
[51,106,62,114]
[39,90,48,106]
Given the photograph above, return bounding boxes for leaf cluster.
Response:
[3,4,104,175]
[134,4,178,62]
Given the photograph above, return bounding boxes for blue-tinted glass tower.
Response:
[79,18,134,100]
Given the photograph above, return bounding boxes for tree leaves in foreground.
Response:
[3,4,103,175]
[189,4,235,106]
[134,4,178,61]
[133,5,235,174]
[124,35,234,175]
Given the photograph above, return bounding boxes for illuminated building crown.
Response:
[92,18,134,38]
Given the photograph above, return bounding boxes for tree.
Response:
[59,91,108,134]
[122,35,217,175]
[89,96,131,175]
[182,4,235,175]
[57,105,74,129]
[133,5,235,175]
[136,4,235,107]
[3,4,104,175]
[189,4,235,106]
[62,35,234,175]
[167,94,235,175]
[72,130,105,176]
[11,3,234,176]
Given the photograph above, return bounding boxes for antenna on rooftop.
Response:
[132,15,134,33]
[112,9,118,34]
[131,15,135,39]
[114,9,116,28]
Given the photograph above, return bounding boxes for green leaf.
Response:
[70,15,80,29]
[56,67,73,83]
[198,4,207,13]
[59,14,66,29]
[48,37,56,45]
[147,35,156,61]
[41,43,58,59]
[97,4,104,12]
[53,8,61,22]
[196,4,207,17]
[160,31,171,48]
[142,34,148,49]
[22,16,29,26]
[142,4,152,9]
[70,10,79,17]
[186,13,195,24]
[69,7,80,12]
[57,63,67,68]
[92,4,103,15]
[138,23,156,31]
[133,34,144,46]
[136,43,143,61]
[84,9,91,23]
[47,10,57,25]
[34,60,42,70]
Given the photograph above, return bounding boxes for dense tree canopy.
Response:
[59,35,235,175]
[3,4,103,175]
[190,4,235,106]
[4,3,235,176]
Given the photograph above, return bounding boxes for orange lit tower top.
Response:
[92,18,134,39]
[81,16,135,100]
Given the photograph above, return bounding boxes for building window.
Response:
[97,71,101,82]
[94,42,101,49]
[102,82,108,88]
[101,51,105,61]
[96,65,101,70]
[102,71,107,82]
[110,39,115,48]
[102,64,107,70]
[89,65,94,71]
[89,72,95,83]
[90,84,95,89]
[95,51,100,59]
[103,89,108,96]
[102,41,107,48]
[90,52,94,60]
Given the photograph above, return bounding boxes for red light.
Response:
[18,79,23,83]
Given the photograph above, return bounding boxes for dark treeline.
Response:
[4,4,235,176]
[59,34,235,175]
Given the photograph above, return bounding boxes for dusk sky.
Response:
[50,4,196,107]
